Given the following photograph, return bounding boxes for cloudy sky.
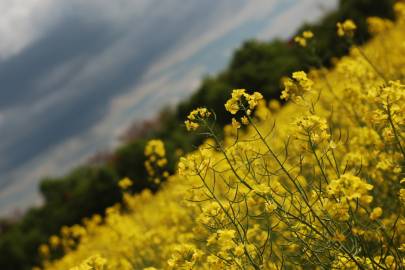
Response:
[0,0,337,215]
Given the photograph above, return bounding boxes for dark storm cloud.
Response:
[0,17,113,108]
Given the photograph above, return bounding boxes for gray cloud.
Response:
[0,1,223,183]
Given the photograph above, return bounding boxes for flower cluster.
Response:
[223,89,264,131]
[167,244,203,269]
[144,139,169,185]
[367,16,394,34]
[280,71,313,102]
[177,145,212,177]
[224,89,263,115]
[337,19,357,37]
[294,114,330,145]
[69,255,107,270]
[327,173,373,202]
[184,107,211,131]
[118,177,133,190]
[294,30,314,47]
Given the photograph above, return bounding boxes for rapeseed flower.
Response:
[337,19,357,37]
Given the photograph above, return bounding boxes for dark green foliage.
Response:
[114,140,149,184]
[0,1,395,269]
[227,40,303,97]
[0,166,119,269]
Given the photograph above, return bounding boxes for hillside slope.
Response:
[41,4,405,270]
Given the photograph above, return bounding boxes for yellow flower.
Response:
[268,99,280,111]
[87,255,107,270]
[144,139,166,157]
[399,189,405,204]
[247,92,263,110]
[49,235,60,248]
[231,118,241,129]
[323,199,350,221]
[252,183,271,195]
[118,177,133,189]
[184,107,211,131]
[329,140,337,149]
[294,36,307,47]
[157,158,167,167]
[185,120,199,131]
[265,201,277,214]
[281,71,313,101]
[168,244,202,269]
[303,31,314,39]
[369,207,383,220]
[224,89,246,114]
[394,2,405,17]
[234,244,245,256]
[216,229,236,251]
[385,255,395,268]
[327,173,373,202]
[294,114,330,145]
[225,89,263,114]
[294,30,314,47]
[367,17,393,34]
[241,116,249,125]
[39,244,50,257]
[70,254,107,270]
[337,19,357,37]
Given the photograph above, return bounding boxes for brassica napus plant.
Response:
[41,4,405,270]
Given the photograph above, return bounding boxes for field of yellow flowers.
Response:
[37,4,405,270]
